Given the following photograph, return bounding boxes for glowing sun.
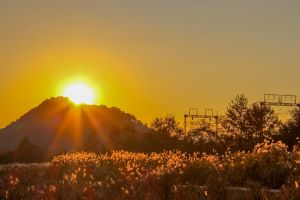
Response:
[63,83,95,104]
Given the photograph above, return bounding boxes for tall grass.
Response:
[0,140,299,199]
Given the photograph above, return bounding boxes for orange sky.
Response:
[1,1,300,128]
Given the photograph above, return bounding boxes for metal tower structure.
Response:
[260,94,300,108]
[184,108,220,134]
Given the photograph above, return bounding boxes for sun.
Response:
[63,83,95,105]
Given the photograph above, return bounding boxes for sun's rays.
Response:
[49,106,83,151]
[82,107,113,150]
[48,102,113,152]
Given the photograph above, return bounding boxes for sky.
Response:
[1,0,300,128]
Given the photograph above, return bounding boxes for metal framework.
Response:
[184,108,220,134]
[260,94,300,108]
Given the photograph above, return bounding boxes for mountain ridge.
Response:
[0,97,148,152]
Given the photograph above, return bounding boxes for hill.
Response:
[0,97,148,152]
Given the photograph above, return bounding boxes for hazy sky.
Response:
[1,1,300,128]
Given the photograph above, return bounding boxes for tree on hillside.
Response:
[109,125,144,152]
[83,132,102,152]
[13,137,45,163]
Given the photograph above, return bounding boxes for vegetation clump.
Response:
[0,141,299,199]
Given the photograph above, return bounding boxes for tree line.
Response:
[0,94,299,163]
[147,94,299,153]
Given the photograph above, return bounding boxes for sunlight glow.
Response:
[63,83,95,104]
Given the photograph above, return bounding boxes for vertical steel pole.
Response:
[184,115,187,134]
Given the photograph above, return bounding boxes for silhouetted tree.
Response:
[13,137,45,163]
[185,120,217,143]
[222,94,249,138]
[145,115,183,152]
[222,95,281,151]
[278,109,300,149]
[150,114,183,136]
[108,125,143,152]
[246,103,281,139]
